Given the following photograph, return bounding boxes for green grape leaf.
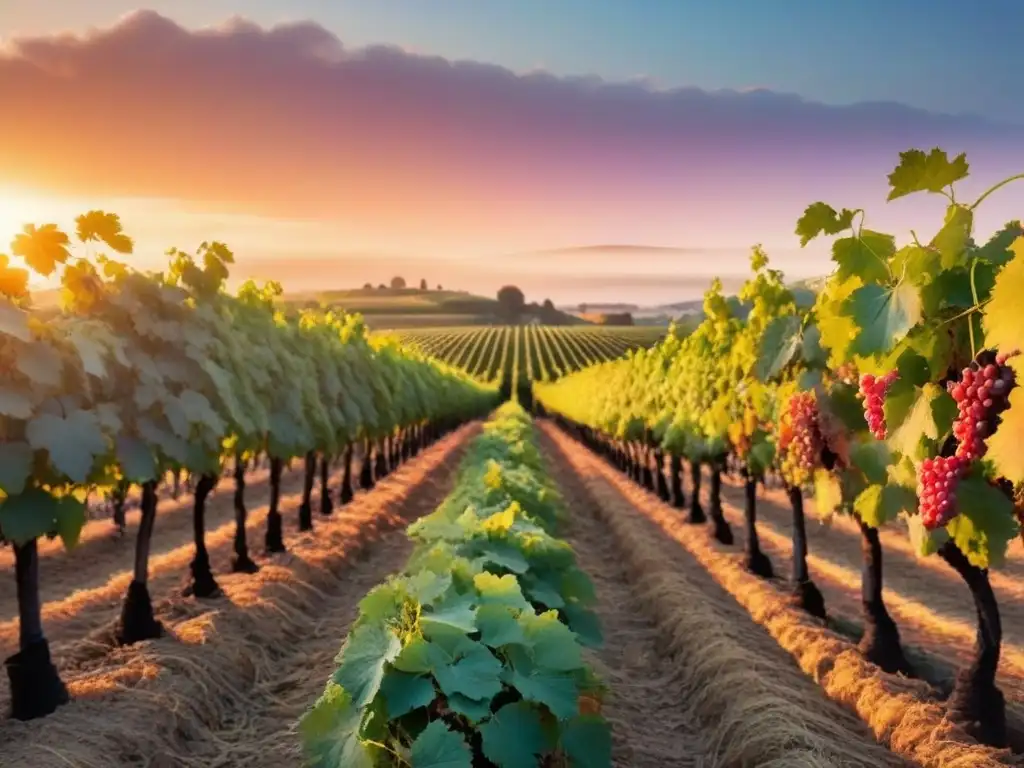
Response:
[561,604,603,648]
[479,702,549,768]
[421,593,478,637]
[447,692,493,723]
[26,409,107,483]
[849,440,890,485]
[299,682,374,768]
[832,231,894,284]
[892,245,941,287]
[795,202,856,246]
[54,495,86,549]
[0,441,33,495]
[0,300,31,342]
[755,315,801,382]
[393,637,450,675]
[929,205,973,269]
[947,475,1018,569]
[0,387,34,419]
[854,484,915,528]
[0,488,60,544]
[506,657,579,720]
[561,715,612,768]
[14,340,63,387]
[976,223,1024,268]
[410,721,472,768]
[116,436,157,483]
[522,611,583,671]
[407,570,453,607]
[433,643,504,701]
[474,573,529,611]
[987,367,1024,483]
[331,623,402,708]
[886,148,969,201]
[477,604,526,648]
[800,323,827,367]
[886,383,956,459]
[380,670,436,719]
[982,237,1024,356]
[813,469,842,521]
[905,514,947,558]
[845,282,922,356]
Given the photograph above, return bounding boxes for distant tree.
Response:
[391,276,407,289]
[378,283,387,290]
[437,284,443,290]
[578,303,588,314]
[496,285,526,322]
[362,282,372,290]
[419,278,428,290]
[599,312,634,326]
[540,298,561,324]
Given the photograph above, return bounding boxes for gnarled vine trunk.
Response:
[231,457,259,573]
[707,458,734,545]
[669,453,685,509]
[340,444,354,504]
[786,486,826,619]
[111,479,128,534]
[687,460,706,524]
[856,517,909,674]
[375,438,388,479]
[265,458,287,553]
[640,445,655,491]
[5,539,69,720]
[298,450,316,532]
[359,439,375,490]
[654,449,670,502]
[117,480,163,645]
[186,473,221,599]
[320,453,334,516]
[939,540,1006,746]
[742,472,773,578]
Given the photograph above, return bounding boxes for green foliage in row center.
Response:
[301,403,611,768]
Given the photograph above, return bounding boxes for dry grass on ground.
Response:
[542,428,908,768]
[714,473,1024,740]
[542,422,1016,768]
[0,426,476,768]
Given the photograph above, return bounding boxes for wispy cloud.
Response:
[0,11,1021,261]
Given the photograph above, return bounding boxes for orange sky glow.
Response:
[2,11,1022,305]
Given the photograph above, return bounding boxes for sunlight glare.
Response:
[0,185,79,288]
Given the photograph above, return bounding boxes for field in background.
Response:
[385,325,667,398]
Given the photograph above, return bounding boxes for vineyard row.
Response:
[389,325,666,388]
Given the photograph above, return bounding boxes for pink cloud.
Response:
[0,10,1020,252]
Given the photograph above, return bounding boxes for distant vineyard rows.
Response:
[391,325,667,391]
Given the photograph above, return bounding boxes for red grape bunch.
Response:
[858,370,899,440]
[917,454,968,529]
[779,392,822,487]
[949,351,1018,462]
[918,350,1018,529]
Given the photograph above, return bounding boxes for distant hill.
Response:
[280,287,582,329]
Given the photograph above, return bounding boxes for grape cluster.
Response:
[779,392,821,486]
[949,352,1017,462]
[858,371,899,440]
[917,350,1018,530]
[917,454,968,529]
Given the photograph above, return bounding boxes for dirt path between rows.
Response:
[540,423,907,768]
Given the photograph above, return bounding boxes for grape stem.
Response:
[970,173,1024,211]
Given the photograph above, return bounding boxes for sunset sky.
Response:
[1,2,1022,305]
